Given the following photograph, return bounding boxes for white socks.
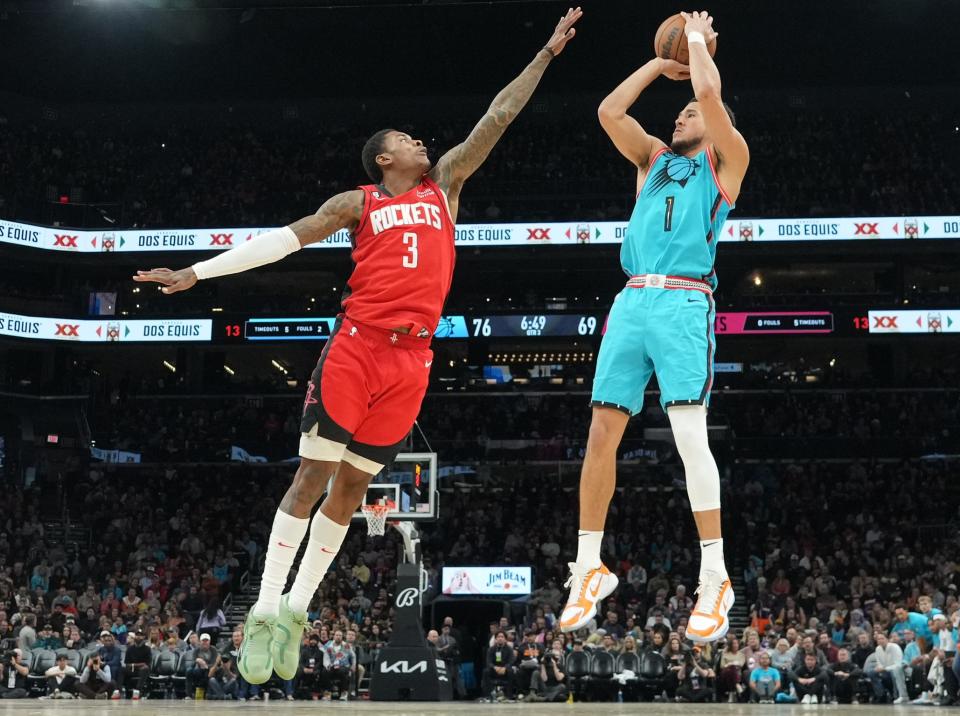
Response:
[700,538,727,578]
[576,530,603,569]
[253,510,309,618]
[288,510,350,614]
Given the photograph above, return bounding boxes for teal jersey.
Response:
[621,147,733,290]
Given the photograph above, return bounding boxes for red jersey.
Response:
[342,175,456,337]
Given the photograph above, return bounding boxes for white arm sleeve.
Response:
[191,226,301,280]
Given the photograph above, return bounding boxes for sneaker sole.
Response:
[559,574,619,633]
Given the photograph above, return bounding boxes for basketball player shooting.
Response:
[133,7,581,686]
[560,10,748,643]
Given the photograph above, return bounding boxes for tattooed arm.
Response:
[430,7,582,219]
[132,190,364,293]
[288,189,365,247]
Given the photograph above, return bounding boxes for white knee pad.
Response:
[667,405,721,512]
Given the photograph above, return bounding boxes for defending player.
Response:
[133,8,581,685]
[560,11,748,643]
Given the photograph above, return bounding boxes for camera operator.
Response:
[77,654,118,699]
[677,644,715,702]
[527,639,567,702]
[0,648,30,698]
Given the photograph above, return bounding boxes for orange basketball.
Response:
[654,13,717,64]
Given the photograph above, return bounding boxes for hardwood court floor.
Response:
[0,700,949,715]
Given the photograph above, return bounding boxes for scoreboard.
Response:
[219,310,845,342]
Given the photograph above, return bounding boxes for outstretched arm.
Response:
[598,58,689,169]
[430,7,582,201]
[682,11,748,188]
[132,190,363,294]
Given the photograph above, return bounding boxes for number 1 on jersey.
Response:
[664,196,675,232]
[402,231,418,268]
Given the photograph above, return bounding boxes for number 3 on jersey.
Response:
[402,231,418,268]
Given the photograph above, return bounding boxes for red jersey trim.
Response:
[706,147,734,207]
[636,146,670,198]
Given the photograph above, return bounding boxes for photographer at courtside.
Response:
[0,649,30,699]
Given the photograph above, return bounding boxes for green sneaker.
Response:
[272,594,309,681]
[237,610,276,685]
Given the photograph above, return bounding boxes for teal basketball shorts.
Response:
[591,280,715,414]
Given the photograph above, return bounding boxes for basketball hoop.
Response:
[361,501,394,536]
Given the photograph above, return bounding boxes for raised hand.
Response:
[660,59,691,81]
[544,6,583,56]
[680,10,718,43]
[132,267,197,294]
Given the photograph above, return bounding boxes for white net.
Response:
[361,503,392,536]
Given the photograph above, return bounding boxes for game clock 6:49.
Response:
[469,314,600,338]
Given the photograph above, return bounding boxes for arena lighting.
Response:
[211,307,223,312]
[753,274,763,287]
[270,359,288,374]
[46,434,59,444]
[162,361,176,373]
[223,365,235,375]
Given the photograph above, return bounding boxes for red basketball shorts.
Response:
[299,315,432,474]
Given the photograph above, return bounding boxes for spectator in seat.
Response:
[195,597,226,643]
[828,648,862,704]
[344,629,364,699]
[186,632,218,699]
[123,629,152,698]
[870,630,908,704]
[669,585,693,620]
[847,609,871,643]
[16,613,36,652]
[206,653,240,700]
[96,631,123,694]
[35,623,63,650]
[121,588,141,617]
[817,631,839,663]
[677,644,714,703]
[44,653,78,697]
[892,604,932,643]
[851,631,873,668]
[748,650,780,703]
[515,629,542,694]
[661,634,686,700]
[483,630,516,701]
[322,629,354,702]
[716,635,746,703]
[793,650,828,704]
[600,610,625,640]
[76,654,117,700]
[299,633,324,697]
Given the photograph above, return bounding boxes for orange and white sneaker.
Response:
[687,571,734,643]
[559,562,619,633]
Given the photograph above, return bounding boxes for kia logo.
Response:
[55,324,80,337]
[395,587,418,608]
[854,223,879,236]
[54,234,79,248]
[210,233,233,246]
[526,228,550,241]
[873,316,898,329]
[380,660,427,674]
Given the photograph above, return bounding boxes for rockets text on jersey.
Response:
[343,175,456,338]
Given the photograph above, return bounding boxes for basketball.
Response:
[654,13,717,64]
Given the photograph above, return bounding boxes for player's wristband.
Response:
[192,226,301,280]
[687,31,706,47]
[542,46,555,58]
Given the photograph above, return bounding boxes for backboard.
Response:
[350,452,438,524]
